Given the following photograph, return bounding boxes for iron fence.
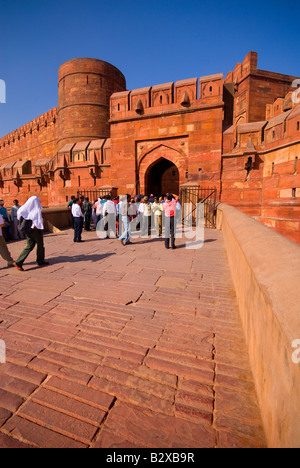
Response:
[180,186,218,228]
[77,188,114,202]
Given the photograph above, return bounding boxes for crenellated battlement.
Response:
[0,107,57,150]
[110,73,224,121]
[0,52,299,243]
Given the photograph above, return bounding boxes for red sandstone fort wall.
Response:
[0,108,57,165]
[109,74,224,196]
[0,52,299,243]
[221,94,300,244]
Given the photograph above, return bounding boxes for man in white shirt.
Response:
[118,194,132,245]
[102,195,116,237]
[0,214,14,267]
[71,198,84,242]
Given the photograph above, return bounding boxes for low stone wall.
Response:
[41,207,72,231]
[216,203,300,448]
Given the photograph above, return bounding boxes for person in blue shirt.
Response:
[0,200,11,242]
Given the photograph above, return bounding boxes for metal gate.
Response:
[180,186,218,228]
[77,188,115,202]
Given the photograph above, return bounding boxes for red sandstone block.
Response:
[29,356,92,385]
[0,431,34,448]
[214,412,266,442]
[0,328,51,358]
[176,389,214,413]
[215,373,256,394]
[4,349,37,366]
[37,349,98,374]
[156,339,213,360]
[102,401,217,448]
[178,378,214,398]
[94,365,175,401]
[89,376,173,416]
[3,415,87,448]
[44,342,103,366]
[215,386,262,424]
[0,388,24,412]
[71,336,145,364]
[18,400,98,444]
[93,428,142,448]
[32,388,107,426]
[9,318,77,343]
[216,429,267,448]
[101,356,141,375]
[72,330,148,356]
[145,356,214,383]
[95,365,130,386]
[0,362,46,385]
[45,376,114,410]
[0,374,38,399]
[174,402,212,425]
[118,332,158,348]
[147,348,214,372]
[0,407,12,426]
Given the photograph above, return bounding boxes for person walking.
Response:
[11,199,23,240]
[82,197,92,231]
[68,195,76,229]
[142,196,152,236]
[94,198,103,225]
[102,194,117,238]
[163,193,177,249]
[71,198,84,242]
[152,197,163,237]
[118,194,131,246]
[0,213,14,268]
[92,200,98,230]
[0,200,11,242]
[13,196,48,271]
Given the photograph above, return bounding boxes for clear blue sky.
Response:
[0,0,299,138]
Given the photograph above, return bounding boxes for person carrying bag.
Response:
[13,196,48,271]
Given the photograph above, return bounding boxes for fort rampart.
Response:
[217,203,300,447]
[0,52,299,243]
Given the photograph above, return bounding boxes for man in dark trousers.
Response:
[82,197,92,231]
[162,193,177,249]
[71,198,84,242]
[68,195,76,229]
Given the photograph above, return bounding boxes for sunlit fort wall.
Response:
[0,52,299,243]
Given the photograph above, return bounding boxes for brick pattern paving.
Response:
[0,228,267,448]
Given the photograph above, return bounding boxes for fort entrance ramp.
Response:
[0,220,278,448]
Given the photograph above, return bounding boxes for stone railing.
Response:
[41,207,72,231]
[216,203,300,448]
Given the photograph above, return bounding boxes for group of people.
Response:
[0,199,24,242]
[0,196,48,271]
[0,191,181,272]
[67,192,181,249]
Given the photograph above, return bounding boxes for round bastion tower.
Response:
[57,58,126,146]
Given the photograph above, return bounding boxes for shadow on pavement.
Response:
[23,252,116,270]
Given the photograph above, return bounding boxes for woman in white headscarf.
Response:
[13,196,48,271]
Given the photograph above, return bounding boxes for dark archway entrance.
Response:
[145,158,179,197]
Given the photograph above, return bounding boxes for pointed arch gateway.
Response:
[145,158,179,197]
[138,144,187,197]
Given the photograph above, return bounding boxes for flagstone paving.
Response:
[0,228,267,448]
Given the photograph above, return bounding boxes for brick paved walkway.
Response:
[0,227,267,448]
